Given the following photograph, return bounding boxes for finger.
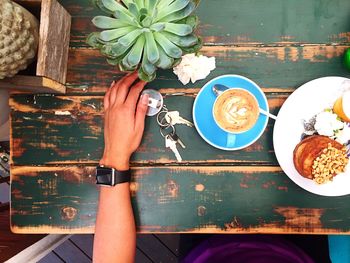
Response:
[125,80,147,110]
[134,94,149,132]
[115,71,139,105]
[104,81,115,111]
[110,78,122,106]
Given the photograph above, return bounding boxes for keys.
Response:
[165,134,182,162]
[170,133,186,149]
[165,111,194,127]
[157,106,190,162]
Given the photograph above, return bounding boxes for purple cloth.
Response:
[182,235,314,263]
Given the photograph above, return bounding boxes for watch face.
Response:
[96,166,113,185]
[97,166,112,176]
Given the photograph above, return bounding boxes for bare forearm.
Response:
[93,183,136,263]
[93,73,147,263]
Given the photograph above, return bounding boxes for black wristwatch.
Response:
[96,165,131,186]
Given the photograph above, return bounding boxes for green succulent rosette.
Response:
[87,0,202,82]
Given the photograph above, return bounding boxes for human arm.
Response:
[93,72,149,263]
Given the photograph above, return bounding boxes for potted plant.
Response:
[87,0,202,82]
[0,0,39,79]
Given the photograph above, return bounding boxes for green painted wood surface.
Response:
[65,46,350,93]
[62,0,350,46]
[10,0,350,233]
[10,94,282,165]
[11,166,350,234]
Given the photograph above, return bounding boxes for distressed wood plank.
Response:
[10,166,350,234]
[36,0,71,84]
[0,76,66,94]
[64,46,350,93]
[10,93,284,165]
[61,0,350,46]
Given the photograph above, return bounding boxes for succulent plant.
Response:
[87,0,202,82]
[0,0,39,79]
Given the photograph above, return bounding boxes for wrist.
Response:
[100,156,130,171]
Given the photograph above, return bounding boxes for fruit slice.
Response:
[333,91,350,122]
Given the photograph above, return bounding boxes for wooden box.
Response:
[0,0,71,94]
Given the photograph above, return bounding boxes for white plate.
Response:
[273,76,350,196]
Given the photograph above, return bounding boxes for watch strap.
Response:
[96,166,131,186]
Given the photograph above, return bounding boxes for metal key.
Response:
[169,132,186,149]
[165,134,182,162]
[165,111,194,127]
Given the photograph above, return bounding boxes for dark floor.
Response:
[38,234,181,263]
[37,233,332,263]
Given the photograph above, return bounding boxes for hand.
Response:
[100,72,149,170]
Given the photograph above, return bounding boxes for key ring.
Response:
[157,110,169,127]
[156,105,171,128]
[159,124,175,138]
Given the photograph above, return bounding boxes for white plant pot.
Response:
[0,90,10,141]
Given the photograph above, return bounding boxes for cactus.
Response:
[87,0,202,82]
[0,0,39,79]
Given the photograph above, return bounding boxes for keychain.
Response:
[141,89,193,162]
[141,89,163,116]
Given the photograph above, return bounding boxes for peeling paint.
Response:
[61,206,78,221]
[197,206,206,216]
[130,182,139,196]
[167,180,179,198]
[275,207,324,228]
[195,184,205,192]
[55,110,71,116]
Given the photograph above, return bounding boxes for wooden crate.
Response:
[0,0,71,94]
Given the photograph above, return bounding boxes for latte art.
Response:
[213,89,259,133]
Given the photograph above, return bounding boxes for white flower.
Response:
[314,111,344,137]
[173,53,216,85]
[335,125,350,144]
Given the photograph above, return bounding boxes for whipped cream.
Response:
[335,125,350,144]
[314,111,344,137]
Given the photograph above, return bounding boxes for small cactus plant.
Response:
[87,0,202,82]
[0,0,39,79]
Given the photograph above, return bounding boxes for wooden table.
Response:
[10,0,350,234]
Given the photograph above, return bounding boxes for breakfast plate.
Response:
[193,74,269,150]
[273,76,350,196]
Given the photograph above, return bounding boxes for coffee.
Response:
[213,89,259,133]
